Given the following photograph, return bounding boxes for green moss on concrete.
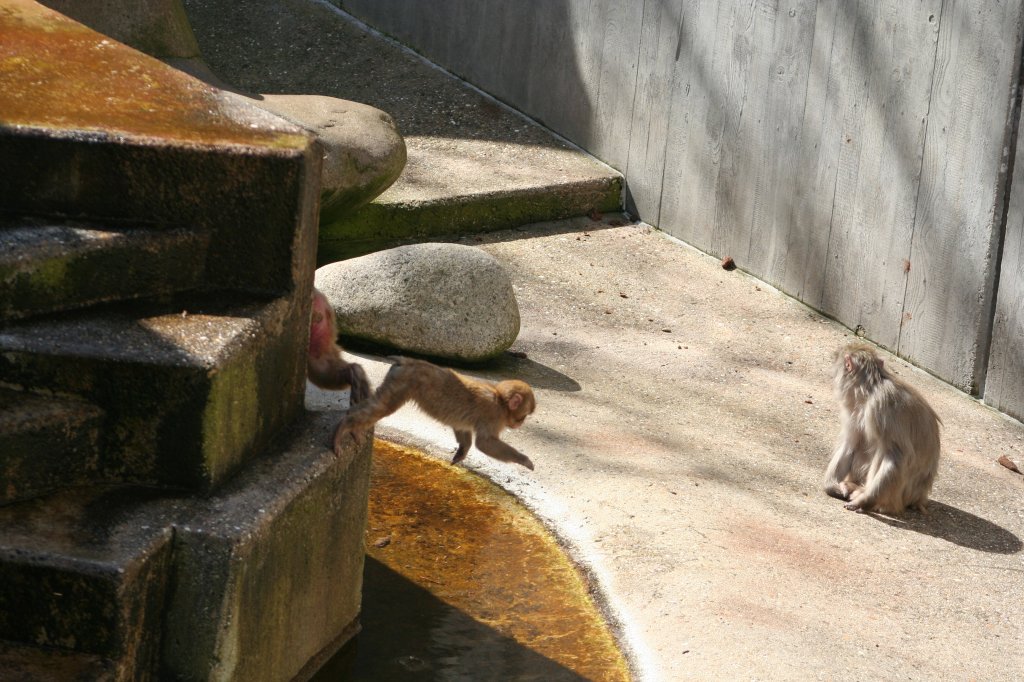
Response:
[202,353,261,484]
[161,412,372,681]
[26,258,70,291]
[317,177,623,264]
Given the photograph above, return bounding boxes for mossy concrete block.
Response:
[38,0,202,59]
[0,640,117,682]
[0,295,308,493]
[0,220,209,321]
[0,486,180,681]
[317,174,623,263]
[0,1,321,298]
[161,410,371,682]
[316,243,521,361]
[0,412,370,681]
[0,388,104,506]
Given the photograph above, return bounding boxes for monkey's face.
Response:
[499,380,536,429]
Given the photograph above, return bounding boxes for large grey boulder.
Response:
[315,244,520,362]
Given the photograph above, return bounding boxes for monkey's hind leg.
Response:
[330,372,416,454]
[844,450,899,513]
[452,430,473,465]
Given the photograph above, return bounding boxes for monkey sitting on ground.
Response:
[334,357,537,470]
[823,343,941,514]
[307,288,371,404]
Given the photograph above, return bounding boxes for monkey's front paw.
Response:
[843,501,865,513]
[521,457,535,471]
[330,423,363,454]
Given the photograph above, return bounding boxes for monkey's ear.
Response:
[844,354,854,373]
[507,393,523,411]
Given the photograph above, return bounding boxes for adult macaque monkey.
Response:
[824,343,941,514]
[307,288,371,404]
[334,357,537,470]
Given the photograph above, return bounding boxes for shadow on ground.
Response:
[870,501,1023,555]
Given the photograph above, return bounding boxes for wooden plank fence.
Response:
[338,0,1024,421]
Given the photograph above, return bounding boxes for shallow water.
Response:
[312,440,630,681]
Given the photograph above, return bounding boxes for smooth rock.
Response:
[164,59,408,222]
[255,94,406,221]
[315,244,520,362]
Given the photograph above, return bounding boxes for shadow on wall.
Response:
[178,0,594,148]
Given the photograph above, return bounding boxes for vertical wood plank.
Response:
[710,0,775,262]
[623,0,685,221]
[591,0,645,171]
[780,0,840,304]
[984,72,1024,419]
[901,0,1024,391]
[987,173,1024,419]
[817,1,939,350]
[744,0,817,282]
[522,2,594,143]
[658,1,733,252]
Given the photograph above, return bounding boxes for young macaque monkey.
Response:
[334,357,537,470]
[823,343,941,514]
[307,288,371,404]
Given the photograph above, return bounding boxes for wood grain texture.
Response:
[623,0,684,220]
[985,95,1024,420]
[900,0,1024,392]
[815,2,938,351]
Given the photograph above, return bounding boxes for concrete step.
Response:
[179,0,624,263]
[0,294,306,494]
[0,639,117,682]
[0,218,209,321]
[0,410,371,682]
[318,157,622,261]
[0,485,177,681]
[0,388,105,506]
[0,1,320,299]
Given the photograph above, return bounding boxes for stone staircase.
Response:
[0,0,623,678]
[0,2,370,680]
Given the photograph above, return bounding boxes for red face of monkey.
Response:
[309,288,336,358]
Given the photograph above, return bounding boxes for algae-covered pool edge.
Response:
[312,439,633,681]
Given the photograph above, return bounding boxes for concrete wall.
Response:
[337,0,1024,420]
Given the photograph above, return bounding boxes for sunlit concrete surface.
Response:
[309,216,1024,681]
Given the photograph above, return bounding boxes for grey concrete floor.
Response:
[311,217,1024,681]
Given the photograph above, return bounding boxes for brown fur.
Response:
[307,288,370,403]
[823,343,941,514]
[335,357,536,469]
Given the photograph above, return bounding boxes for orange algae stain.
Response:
[317,439,631,681]
[0,0,307,149]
